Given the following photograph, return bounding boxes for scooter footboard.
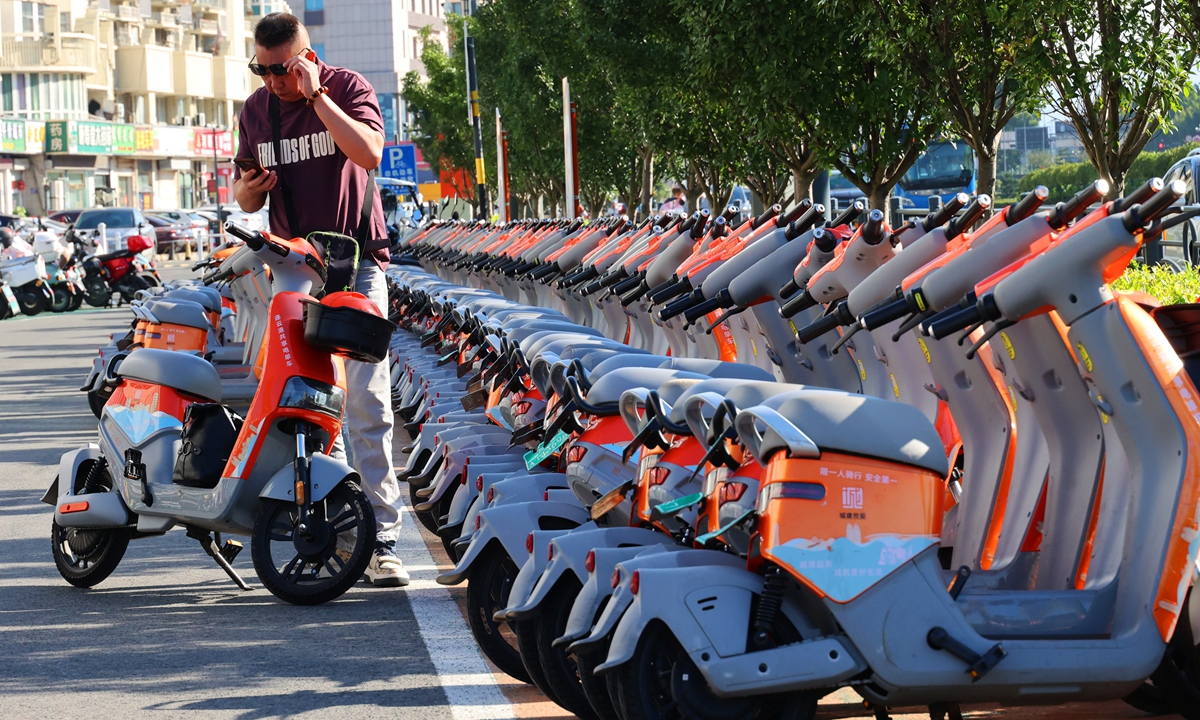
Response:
[436,500,589,585]
[509,526,677,620]
[832,550,1165,707]
[51,445,133,528]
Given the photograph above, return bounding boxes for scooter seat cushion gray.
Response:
[119,348,223,402]
[659,358,775,382]
[772,391,947,476]
[146,300,211,331]
[725,381,809,410]
[658,378,703,407]
[586,368,711,407]
[164,288,221,314]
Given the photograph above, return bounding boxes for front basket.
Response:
[302,298,396,363]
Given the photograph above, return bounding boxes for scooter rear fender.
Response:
[498,526,591,620]
[597,565,864,696]
[508,526,674,620]
[459,472,568,538]
[259,452,359,504]
[436,499,589,585]
[417,458,526,513]
[51,445,134,528]
[571,548,739,654]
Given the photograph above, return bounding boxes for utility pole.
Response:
[495,108,508,223]
[210,125,224,249]
[464,22,488,219]
[562,77,579,220]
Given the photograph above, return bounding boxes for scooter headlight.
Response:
[279,376,345,417]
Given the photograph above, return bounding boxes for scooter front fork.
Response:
[293,424,314,537]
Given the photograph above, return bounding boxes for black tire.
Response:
[50,464,131,588]
[536,576,600,720]
[615,620,766,720]
[1151,585,1200,719]
[17,289,46,316]
[251,479,375,606]
[1122,682,1175,715]
[139,272,160,288]
[84,277,111,307]
[49,285,72,313]
[575,644,622,720]
[68,291,84,311]
[516,614,561,703]
[466,541,533,683]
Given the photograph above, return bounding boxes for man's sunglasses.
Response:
[248,48,317,77]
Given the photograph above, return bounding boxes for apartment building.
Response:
[0,0,260,214]
[304,0,446,143]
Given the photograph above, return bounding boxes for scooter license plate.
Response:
[2,285,16,315]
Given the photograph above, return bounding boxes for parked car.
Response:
[144,215,190,253]
[148,210,208,250]
[49,210,85,225]
[1152,149,1200,267]
[73,208,155,257]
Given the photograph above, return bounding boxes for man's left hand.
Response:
[285,50,320,99]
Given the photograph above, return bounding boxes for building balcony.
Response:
[174,51,215,98]
[192,18,220,33]
[114,4,142,20]
[115,44,175,95]
[150,11,178,26]
[0,34,98,73]
[213,55,250,102]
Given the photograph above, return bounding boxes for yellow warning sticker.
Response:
[917,336,931,364]
[1000,331,1016,360]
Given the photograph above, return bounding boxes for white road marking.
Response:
[395,503,517,720]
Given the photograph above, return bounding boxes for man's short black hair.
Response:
[255,13,303,49]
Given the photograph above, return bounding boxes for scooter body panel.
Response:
[436,499,589,585]
[258,452,358,503]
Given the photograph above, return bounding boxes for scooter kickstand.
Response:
[187,528,252,591]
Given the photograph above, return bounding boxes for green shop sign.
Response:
[45,120,139,155]
[1,119,25,153]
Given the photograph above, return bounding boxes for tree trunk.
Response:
[976,134,1001,211]
[792,168,813,204]
[868,185,891,225]
[639,147,654,221]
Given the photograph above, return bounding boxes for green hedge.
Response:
[1016,143,1200,202]
[1111,262,1200,305]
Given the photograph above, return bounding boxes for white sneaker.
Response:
[365,542,410,587]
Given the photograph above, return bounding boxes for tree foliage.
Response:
[401,25,475,199]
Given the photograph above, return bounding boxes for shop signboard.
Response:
[1,119,25,153]
[76,121,115,154]
[157,126,194,157]
[25,121,43,154]
[45,121,69,153]
[193,128,234,157]
[112,124,136,154]
[134,126,156,154]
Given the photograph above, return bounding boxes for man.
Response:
[659,184,687,214]
[233,13,408,587]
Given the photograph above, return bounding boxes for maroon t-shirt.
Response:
[235,60,389,265]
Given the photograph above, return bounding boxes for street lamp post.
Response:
[209,125,225,251]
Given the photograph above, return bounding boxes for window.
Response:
[30,74,39,111]
[15,74,26,111]
[311,43,325,61]
[60,12,70,33]
[156,96,167,124]
[1,75,11,113]
[22,2,34,32]
[305,0,322,8]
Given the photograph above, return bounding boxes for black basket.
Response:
[302,300,396,363]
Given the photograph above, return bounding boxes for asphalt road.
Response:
[0,262,1184,720]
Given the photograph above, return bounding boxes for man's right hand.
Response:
[233,169,278,212]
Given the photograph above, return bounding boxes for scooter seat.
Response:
[771,390,948,476]
[145,300,211,331]
[165,288,222,315]
[118,348,222,402]
[659,358,774,382]
[586,368,711,408]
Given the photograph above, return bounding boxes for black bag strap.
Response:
[269,94,302,238]
[271,93,378,246]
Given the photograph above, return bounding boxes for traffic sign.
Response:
[381,143,418,184]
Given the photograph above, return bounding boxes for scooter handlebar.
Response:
[224,221,263,248]
[925,303,982,340]
[1005,186,1049,226]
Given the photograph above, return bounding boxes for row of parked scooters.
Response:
[0,222,161,319]
[379,178,1200,720]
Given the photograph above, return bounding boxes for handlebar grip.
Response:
[796,305,848,344]
[1006,186,1049,226]
[779,278,800,299]
[926,304,983,340]
[224,221,264,249]
[721,205,740,222]
[778,199,813,227]
[1048,180,1109,229]
[811,225,837,253]
[785,204,826,241]
[660,289,703,321]
[779,289,817,319]
[753,204,782,229]
[922,192,969,232]
[861,209,886,245]
[684,294,726,324]
[859,296,910,331]
[1112,177,1165,214]
[711,216,728,239]
[1123,179,1187,231]
[829,200,865,229]
[946,195,992,240]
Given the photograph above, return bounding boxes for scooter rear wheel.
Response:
[1151,585,1200,719]
[251,480,375,606]
[536,576,601,720]
[466,542,533,683]
[84,277,111,308]
[17,290,46,316]
[49,285,72,313]
[50,464,130,588]
[68,292,84,311]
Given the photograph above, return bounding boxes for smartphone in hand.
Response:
[234,157,265,177]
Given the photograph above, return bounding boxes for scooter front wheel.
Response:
[466,542,533,683]
[251,480,375,606]
[51,519,130,588]
[83,277,111,308]
[16,290,46,316]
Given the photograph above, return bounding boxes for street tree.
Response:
[401,25,476,200]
